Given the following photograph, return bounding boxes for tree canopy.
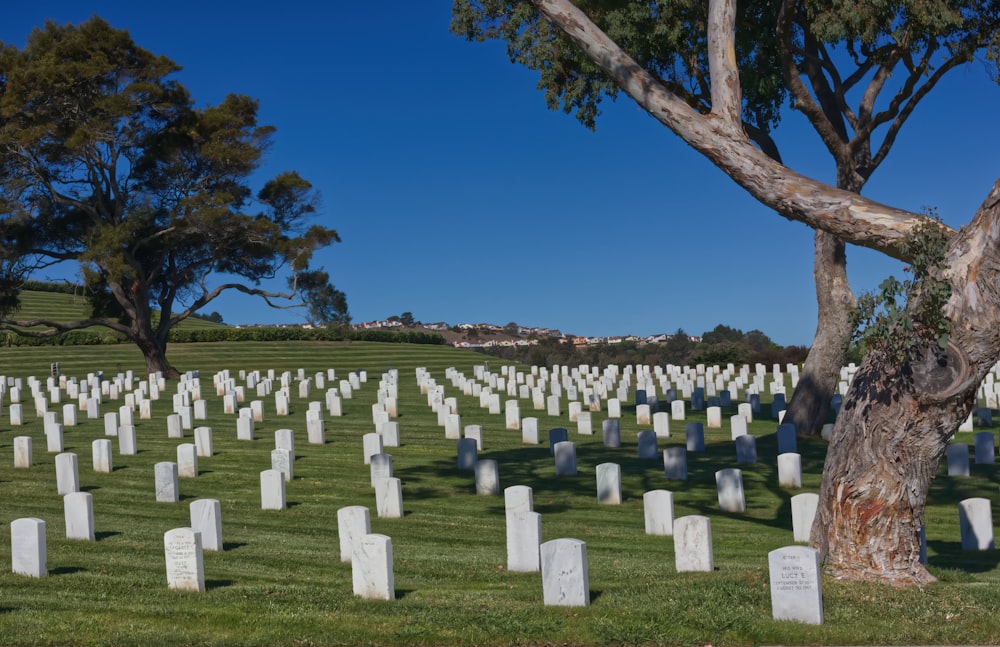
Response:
[0,17,339,375]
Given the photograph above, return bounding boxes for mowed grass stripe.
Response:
[0,342,997,645]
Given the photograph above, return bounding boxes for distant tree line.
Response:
[479,324,809,368]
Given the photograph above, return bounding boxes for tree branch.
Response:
[529,0,947,259]
[707,0,741,130]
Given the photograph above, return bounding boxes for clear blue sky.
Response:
[4,2,999,346]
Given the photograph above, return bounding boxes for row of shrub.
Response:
[0,326,446,347]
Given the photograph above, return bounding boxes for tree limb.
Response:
[529,0,950,259]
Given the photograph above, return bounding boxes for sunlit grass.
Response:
[0,341,997,646]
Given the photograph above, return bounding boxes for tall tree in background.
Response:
[455,0,1000,585]
[452,0,999,439]
[0,18,338,376]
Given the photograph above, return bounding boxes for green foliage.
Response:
[451,0,785,136]
[0,17,339,370]
[292,269,350,326]
[850,211,953,363]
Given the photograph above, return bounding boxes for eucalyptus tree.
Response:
[0,17,338,376]
[452,0,1000,440]
[454,0,1000,585]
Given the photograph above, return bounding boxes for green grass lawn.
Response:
[10,290,227,332]
[0,341,998,646]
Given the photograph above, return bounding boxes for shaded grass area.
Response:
[0,341,998,645]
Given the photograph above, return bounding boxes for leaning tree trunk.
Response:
[130,320,180,379]
[812,181,1000,585]
[782,230,857,436]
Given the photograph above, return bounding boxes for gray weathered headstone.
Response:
[643,489,674,535]
[370,453,393,486]
[596,462,622,504]
[947,443,971,477]
[663,447,688,480]
[554,441,577,476]
[777,423,797,454]
[959,497,994,550]
[777,452,802,488]
[791,492,820,543]
[190,498,223,551]
[685,422,705,451]
[14,436,33,468]
[194,426,214,457]
[715,468,746,513]
[673,515,713,572]
[637,430,659,459]
[974,431,995,464]
[55,452,80,495]
[271,448,293,482]
[735,434,757,464]
[541,538,589,607]
[352,533,394,600]
[375,477,403,518]
[155,461,180,503]
[475,459,500,495]
[548,428,569,455]
[177,443,198,478]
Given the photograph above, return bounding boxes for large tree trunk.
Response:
[812,181,1000,585]
[134,333,179,378]
[782,231,857,436]
[812,342,978,585]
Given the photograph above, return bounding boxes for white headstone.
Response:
[643,489,674,535]
[768,545,823,624]
[959,497,994,550]
[64,491,95,541]
[541,538,589,607]
[164,527,205,592]
[11,517,46,577]
[337,505,371,563]
[791,493,819,543]
[260,469,286,510]
[352,533,394,600]
[155,462,179,503]
[674,515,713,572]
[190,499,223,552]
[92,438,113,473]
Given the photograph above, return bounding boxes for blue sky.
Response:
[4,2,999,346]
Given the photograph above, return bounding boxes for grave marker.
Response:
[541,538,589,607]
[768,546,823,624]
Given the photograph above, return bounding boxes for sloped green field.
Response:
[0,341,997,646]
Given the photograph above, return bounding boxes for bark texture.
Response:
[783,234,857,437]
[813,181,1000,585]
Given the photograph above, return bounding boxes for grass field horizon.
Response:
[0,335,999,645]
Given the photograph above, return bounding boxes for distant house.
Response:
[423,322,449,331]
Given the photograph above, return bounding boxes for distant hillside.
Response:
[7,290,227,332]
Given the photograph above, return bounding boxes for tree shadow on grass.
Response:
[927,540,1000,574]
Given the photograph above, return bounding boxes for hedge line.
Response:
[0,326,445,347]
